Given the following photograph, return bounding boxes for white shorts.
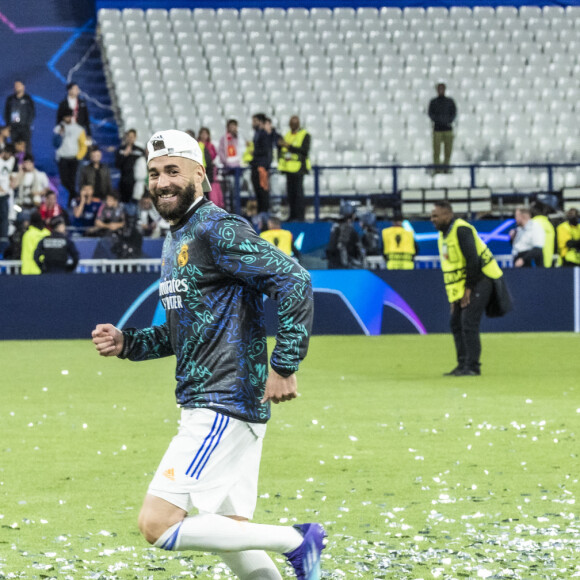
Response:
[148,408,266,519]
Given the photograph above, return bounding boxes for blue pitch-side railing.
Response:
[222,162,580,220]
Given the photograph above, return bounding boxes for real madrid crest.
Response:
[178,244,189,268]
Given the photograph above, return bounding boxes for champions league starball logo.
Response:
[116,271,427,336]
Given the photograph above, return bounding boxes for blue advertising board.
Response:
[1,268,578,340]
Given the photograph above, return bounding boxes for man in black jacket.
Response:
[428,83,457,173]
[4,80,35,153]
[34,216,79,273]
[80,146,114,200]
[115,128,146,203]
[57,83,91,141]
[250,113,270,215]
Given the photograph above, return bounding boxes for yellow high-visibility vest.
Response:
[381,226,416,270]
[21,226,51,275]
[260,228,293,256]
[438,219,502,303]
[242,141,253,165]
[532,214,555,267]
[278,129,311,173]
[557,220,580,265]
[199,142,207,168]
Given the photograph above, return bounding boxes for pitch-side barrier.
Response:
[1,255,514,275]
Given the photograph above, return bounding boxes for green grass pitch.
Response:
[1,333,579,579]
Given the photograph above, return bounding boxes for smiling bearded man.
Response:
[91,129,325,579]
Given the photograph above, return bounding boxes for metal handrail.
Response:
[365,254,514,270]
[218,162,580,220]
[1,255,515,275]
[0,258,162,275]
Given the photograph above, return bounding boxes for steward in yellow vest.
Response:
[557,208,580,266]
[277,115,311,221]
[21,212,51,275]
[260,216,300,259]
[431,200,504,377]
[242,140,254,165]
[531,212,555,267]
[381,218,417,269]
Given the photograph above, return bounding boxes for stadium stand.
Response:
[97,6,580,215]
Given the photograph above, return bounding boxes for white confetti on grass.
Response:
[61,370,69,375]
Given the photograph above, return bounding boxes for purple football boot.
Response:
[284,523,327,579]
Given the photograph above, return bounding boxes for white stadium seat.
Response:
[100,4,579,194]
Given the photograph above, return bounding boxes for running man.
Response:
[92,129,325,579]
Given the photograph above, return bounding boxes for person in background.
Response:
[13,139,27,167]
[264,117,281,169]
[198,127,217,172]
[326,201,364,269]
[197,126,226,206]
[531,201,555,268]
[138,191,167,238]
[218,119,244,211]
[70,183,102,235]
[94,191,125,237]
[250,113,270,215]
[382,214,418,270]
[20,211,50,275]
[510,206,545,268]
[557,207,580,267]
[430,200,503,377]
[80,146,114,201]
[4,80,35,153]
[33,215,79,273]
[260,215,301,260]
[428,83,457,173]
[39,190,67,228]
[115,128,146,203]
[54,107,88,205]
[359,212,381,258]
[3,213,29,259]
[277,116,311,222]
[57,82,91,142]
[13,153,51,211]
[218,119,243,170]
[0,125,11,153]
[0,144,17,253]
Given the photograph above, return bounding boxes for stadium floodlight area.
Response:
[98,6,580,201]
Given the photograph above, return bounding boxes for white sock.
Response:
[221,550,282,580]
[154,513,302,554]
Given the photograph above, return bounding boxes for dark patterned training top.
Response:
[119,199,314,424]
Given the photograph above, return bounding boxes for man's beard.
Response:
[152,182,197,223]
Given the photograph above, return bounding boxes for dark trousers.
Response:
[118,178,135,204]
[10,124,32,153]
[58,157,79,205]
[449,276,493,371]
[286,172,305,221]
[0,195,9,254]
[251,165,269,214]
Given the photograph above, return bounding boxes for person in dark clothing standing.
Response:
[431,201,503,377]
[80,146,114,200]
[428,83,457,173]
[115,129,146,203]
[34,216,79,273]
[326,201,364,269]
[56,83,92,141]
[250,113,270,215]
[4,80,35,153]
